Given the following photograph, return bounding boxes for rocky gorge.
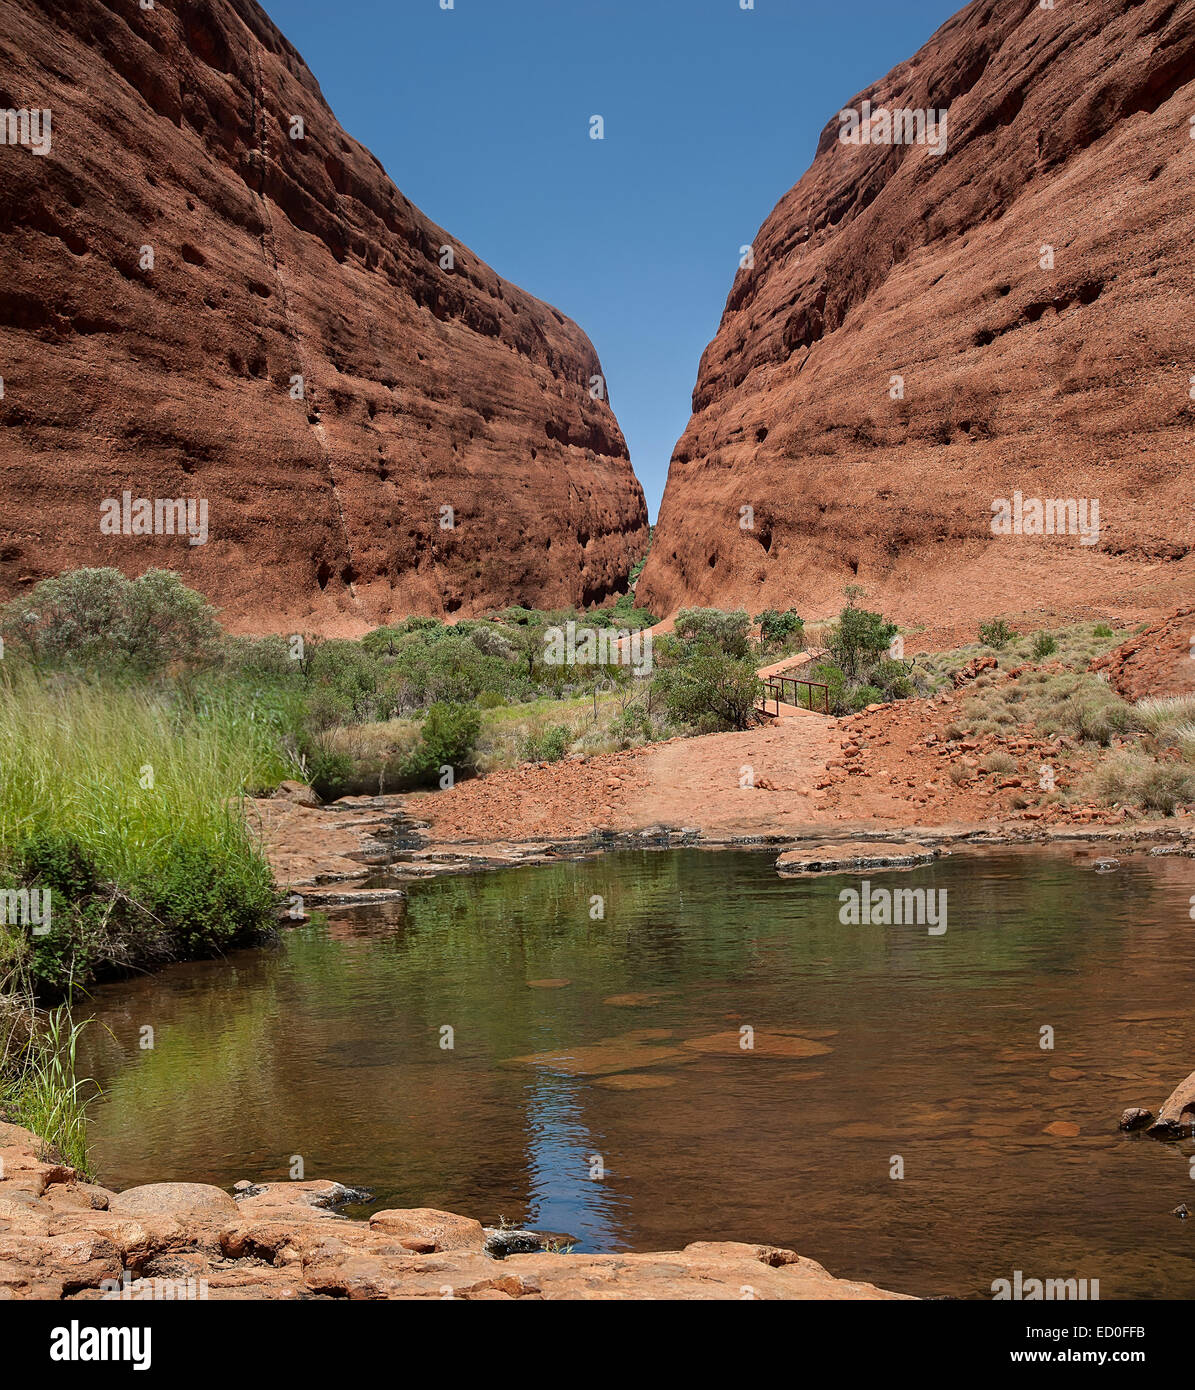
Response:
[640,0,1195,636]
[0,0,648,631]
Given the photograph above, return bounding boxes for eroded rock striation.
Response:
[640,0,1195,631]
[0,0,647,631]
[0,1122,908,1300]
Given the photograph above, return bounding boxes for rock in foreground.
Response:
[0,1122,907,1300]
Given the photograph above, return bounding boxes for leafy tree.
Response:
[673,608,752,658]
[827,605,898,683]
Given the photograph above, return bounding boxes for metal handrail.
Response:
[760,674,831,715]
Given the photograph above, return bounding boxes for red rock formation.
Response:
[1090,606,1195,701]
[640,0,1195,636]
[0,0,647,633]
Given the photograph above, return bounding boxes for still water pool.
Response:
[80,848,1195,1298]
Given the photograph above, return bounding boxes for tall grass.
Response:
[1134,695,1195,739]
[0,992,96,1175]
[0,669,281,990]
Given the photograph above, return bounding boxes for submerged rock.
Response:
[1118,1107,1154,1132]
[484,1227,553,1258]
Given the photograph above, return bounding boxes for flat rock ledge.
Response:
[0,1122,907,1301]
[776,842,938,875]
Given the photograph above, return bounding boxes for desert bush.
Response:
[979,618,1015,649]
[755,608,806,653]
[521,724,571,763]
[403,702,481,783]
[1,568,221,675]
[674,608,752,658]
[981,751,1017,774]
[652,646,760,732]
[1032,632,1058,660]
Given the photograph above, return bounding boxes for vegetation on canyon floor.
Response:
[0,567,1192,1163]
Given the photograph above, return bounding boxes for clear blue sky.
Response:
[262,0,961,517]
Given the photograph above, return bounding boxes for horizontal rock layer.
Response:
[640,0,1195,631]
[0,0,647,631]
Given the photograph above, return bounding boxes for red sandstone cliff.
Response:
[0,0,647,632]
[640,0,1195,635]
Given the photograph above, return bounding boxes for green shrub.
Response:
[476,690,508,709]
[808,661,849,715]
[673,608,752,659]
[1,568,221,675]
[305,743,355,802]
[827,606,898,682]
[1032,632,1058,660]
[652,646,761,731]
[979,618,1015,649]
[307,640,385,721]
[755,608,806,652]
[849,684,884,712]
[1093,623,1114,639]
[522,724,571,763]
[870,658,915,700]
[403,702,481,783]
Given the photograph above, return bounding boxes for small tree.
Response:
[403,702,481,783]
[755,608,805,653]
[827,605,897,684]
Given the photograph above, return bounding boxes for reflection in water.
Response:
[524,1075,624,1250]
[79,848,1195,1298]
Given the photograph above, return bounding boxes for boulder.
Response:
[272,781,321,808]
[109,1183,238,1219]
[368,1208,485,1253]
[1148,1071,1195,1139]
